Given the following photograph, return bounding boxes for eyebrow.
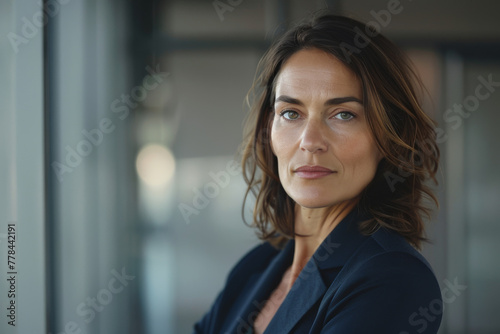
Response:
[275,95,363,106]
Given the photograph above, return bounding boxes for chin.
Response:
[287,186,361,209]
[289,190,340,209]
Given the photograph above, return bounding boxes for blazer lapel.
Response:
[263,208,370,333]
[226,240,295,333]
[264,257,327,333]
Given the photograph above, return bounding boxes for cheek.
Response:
[270,121,287,158]
[340,136,380,175]
[270,122,295,176]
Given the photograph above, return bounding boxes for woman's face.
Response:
[270,48,382,209]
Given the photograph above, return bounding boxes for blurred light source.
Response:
[136,144,176,188]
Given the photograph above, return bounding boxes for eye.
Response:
[334,111,355,121]
[280,110,300,121]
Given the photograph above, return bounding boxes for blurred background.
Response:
[1,0,499,333]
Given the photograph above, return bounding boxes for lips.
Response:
[294,165,335,179]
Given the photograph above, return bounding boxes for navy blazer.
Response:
[193,209,442,333]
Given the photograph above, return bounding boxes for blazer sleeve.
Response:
[192,290,224,334]
[320,252,442,334]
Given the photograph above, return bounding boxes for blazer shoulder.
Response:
[319,231,443,333]
[333,227,442,307]
[321,249,443,333]
[368,226,435,272]
[348,249,440,289]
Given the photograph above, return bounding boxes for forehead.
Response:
[274,48,362,98]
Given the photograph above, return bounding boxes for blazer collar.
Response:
[313,207,371,269]
[264,253,326,333]
[226,207,370,333]
[226,239,294,333]
[264,207,370,333]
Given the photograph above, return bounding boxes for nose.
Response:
[299,119,328,153]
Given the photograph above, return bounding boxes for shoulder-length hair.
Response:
[240,14,439,250]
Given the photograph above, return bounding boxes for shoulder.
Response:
[341,226,440,295]
[363,226,436,277]
[321,228,442,333]
[343,247,441,301]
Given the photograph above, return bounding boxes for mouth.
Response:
[294,165,336,179]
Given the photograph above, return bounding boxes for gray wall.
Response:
[1,0,499,333]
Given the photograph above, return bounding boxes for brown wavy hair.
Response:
[240,14,439,250]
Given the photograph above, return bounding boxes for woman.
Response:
[194,14,442,334]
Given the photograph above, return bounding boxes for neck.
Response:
[287,199,358,288]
